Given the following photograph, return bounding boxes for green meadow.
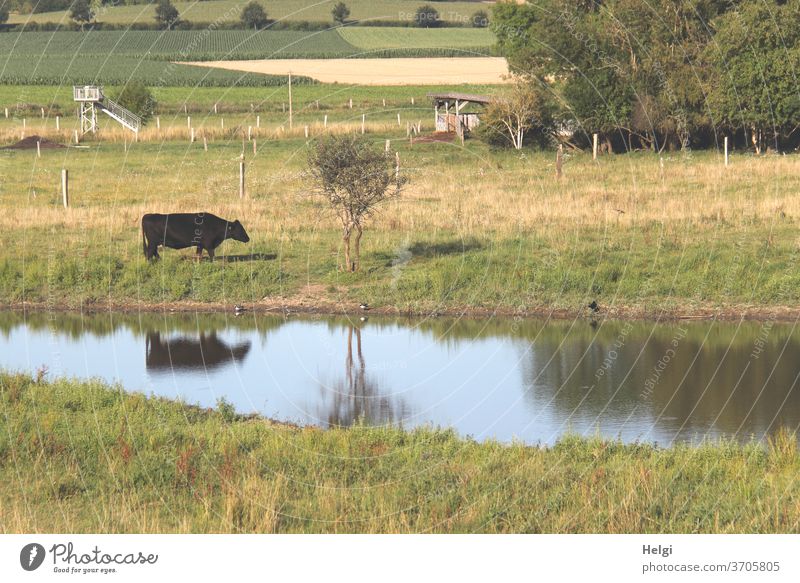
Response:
[1,372,798,533]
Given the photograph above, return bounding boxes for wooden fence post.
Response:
[324,114,328,128]
[239,155,245,199]
[203,136,208,151]
[397,113,401,127]
[74,130,79,144]
[248,126,252,141]
[385,139,390,152]
[214,103,218,114]
[156,116,160,129]
[556,144,563,179]
[187,116,191,129]
[593,133,598,160]
[190,127,195,143]
[61,169,69,208]
[395,152,400,180]
[41,107,45,118]
[256,115,260,128]
[55,116,60,130]
[304,125,309,138]
[3,107,7,118]
[253,139,257,155]
[36,140,41,158]
[362,114,365,134]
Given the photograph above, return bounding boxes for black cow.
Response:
[142,212,250,260]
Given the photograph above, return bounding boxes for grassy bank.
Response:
[1,372,798,533]
[1,134,799,317]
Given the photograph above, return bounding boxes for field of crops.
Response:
[8,0,486,26]
[339,27,495,52]
[0,55,312,86]
[0,29,494,63]
[0,30,359,60]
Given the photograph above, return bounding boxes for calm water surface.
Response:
[1,311,799,445]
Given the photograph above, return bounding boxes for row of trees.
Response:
[491,0,800,153]
[6,0,490,29]
[67,0,180,30]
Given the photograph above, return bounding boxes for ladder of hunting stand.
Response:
[73,85,141,135]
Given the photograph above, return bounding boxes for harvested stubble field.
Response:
[0,131,799,317]
[187,57,510,85]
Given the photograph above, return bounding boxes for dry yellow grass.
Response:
[181,57,511,85]
[1,146,797,240]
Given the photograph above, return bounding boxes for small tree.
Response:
[414,4,440,28]
[307,135,403,272]
[471,10,489,28]
[154,0,179,30]
[240,1,268,30]
[479,80,553,150]
[0,3,9,26]
[113,81,156,123]
[331,1,350,25]
[70,0,94,30]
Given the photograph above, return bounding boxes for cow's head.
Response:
[226,220,250,243]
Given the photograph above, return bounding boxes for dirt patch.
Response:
[180,57,511,85]
[3,135,66,150]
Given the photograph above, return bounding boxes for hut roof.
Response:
[427,92,494,106]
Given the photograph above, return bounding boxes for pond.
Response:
[1,310,798,445]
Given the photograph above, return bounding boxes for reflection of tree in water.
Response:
[316,325,409,428]
[146,331,251,373]
[518,321,800,440]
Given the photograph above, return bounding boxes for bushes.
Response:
[112,81,156,122]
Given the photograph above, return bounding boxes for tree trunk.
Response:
[352,226,363,272]
[343,232,352,272]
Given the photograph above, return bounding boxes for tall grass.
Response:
[1,372,798,533]
[0,140,799,314]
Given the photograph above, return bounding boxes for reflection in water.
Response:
[145,331,251,373]
[315,326,409,428]
[2,310,800,444]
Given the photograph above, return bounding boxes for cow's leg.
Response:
[207,247,215,261]
[195,246,203,261]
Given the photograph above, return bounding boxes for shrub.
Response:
[112,81,156,123]
[414,4,441,28]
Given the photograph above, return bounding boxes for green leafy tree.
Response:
[154,0,179,30]
[70,0,94,30]
[471,9,489,28]
[0,3,9,25]
[491,0,730,152]
[240,1,268,30]
[707,0,800,153]
[307,135,404,272]
[113,81,156,123]
[478,80,554,149]
[414,4,440,28]
[331,1,350,25]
